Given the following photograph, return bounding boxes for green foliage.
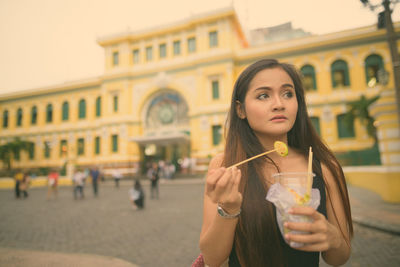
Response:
[344,94,380,142]
[0,138,34,170]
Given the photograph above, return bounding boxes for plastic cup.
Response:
[271,172,315,247]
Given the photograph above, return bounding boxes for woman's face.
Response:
[238,67,298,141]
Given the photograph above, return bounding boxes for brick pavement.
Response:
[0,179,399,266]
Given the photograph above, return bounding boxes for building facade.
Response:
[1,7,399,180]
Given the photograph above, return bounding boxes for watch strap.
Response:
[217,204,241,219]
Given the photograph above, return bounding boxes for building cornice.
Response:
[97,6,242,47]
[235,22,400,63]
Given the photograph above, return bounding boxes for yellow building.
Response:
[0,7,399,200]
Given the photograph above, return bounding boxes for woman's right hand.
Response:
[205,166,242,214]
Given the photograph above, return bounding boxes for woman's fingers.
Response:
[285,220,328,234]
[206,166,242,206]
[206,168,226,193]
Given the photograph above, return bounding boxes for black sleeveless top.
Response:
[228,162,327,267]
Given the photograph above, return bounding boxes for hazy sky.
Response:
[1,0,399,94]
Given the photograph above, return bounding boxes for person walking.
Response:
[90,167,100,197]
[14,170,24,199]
[72,169,85,200]
[147,162,160,199]
[19,172,30,199]
[47,169,59,200]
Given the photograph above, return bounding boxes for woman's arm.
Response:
[320,163,351,265]
[199,154,242,267]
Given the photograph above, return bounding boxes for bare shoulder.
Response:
[320,160,342,189]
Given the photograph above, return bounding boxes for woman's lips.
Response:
[270,115,287,122]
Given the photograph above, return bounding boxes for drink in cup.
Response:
[271,172,316,247]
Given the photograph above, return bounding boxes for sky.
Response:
[1,0,399,95]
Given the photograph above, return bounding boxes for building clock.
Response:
[159,103,174,124]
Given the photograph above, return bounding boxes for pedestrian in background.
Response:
[73,168,85,200]
[90,167,100,197]
[129,180,145,210]
[14,170,24,199]
[47,169,59,200]
[112,168,122,188]
[19,171,30,199]
[147,162,160,199]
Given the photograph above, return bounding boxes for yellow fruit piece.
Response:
[287,188,309,205]
[274,141,288,157]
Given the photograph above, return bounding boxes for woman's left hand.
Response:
[283,206,341,252]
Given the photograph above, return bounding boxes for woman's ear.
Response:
[235,100,246,119]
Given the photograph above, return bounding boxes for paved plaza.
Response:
[0,179,399,267]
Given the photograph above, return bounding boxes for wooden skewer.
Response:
[306,146,313,196]
[228,148,277,169]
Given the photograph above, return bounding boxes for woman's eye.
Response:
[257,93,269,100]
[283,91,294,98]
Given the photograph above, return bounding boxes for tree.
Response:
[344,94,380,142]
[0,138,34,170]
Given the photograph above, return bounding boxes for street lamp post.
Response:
[361,0,400,127]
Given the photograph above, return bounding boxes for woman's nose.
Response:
[272,96,284,110]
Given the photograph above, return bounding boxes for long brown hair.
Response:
[223,59,353,267]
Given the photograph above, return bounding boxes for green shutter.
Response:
[337,114,355,138]
[62,102,69,121]
[95,136,100,155]
[79,99,86,119]
[46,104,53,123]
[212,125,222,146]
[16,108,22,126]
[60,140,68,156]
[209,31,218,47]
[77,138,85,155]
[29,143,35,160]
[96,97,101,117]
[212,81,219,99]
[113,96,118,112]
[365,54,384,85]
[331,60,350,88]
[3,110,8,128]
[113,51,119,66]
[301,65,317,90]
[31,106,37,125]
[112,135,118,152]
[44,142,50,158]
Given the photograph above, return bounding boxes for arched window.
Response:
[331,60,350,88]
[31,106,37,125]
[16,108,23,127]
[300,64,317,91]
[46,104,53,123]
[62,101,69,121]
[2,110,8,128]
[365,54,384,87]
[95,96,101,117]
[78,99,86,119]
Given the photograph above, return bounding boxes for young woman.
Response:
[199,59,353,267]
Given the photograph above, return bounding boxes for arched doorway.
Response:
[132,89,190,174]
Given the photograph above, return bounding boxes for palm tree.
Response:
[0,138,34,170]
[344,94,380,142]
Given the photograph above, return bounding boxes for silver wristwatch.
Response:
[217,204,241,219]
